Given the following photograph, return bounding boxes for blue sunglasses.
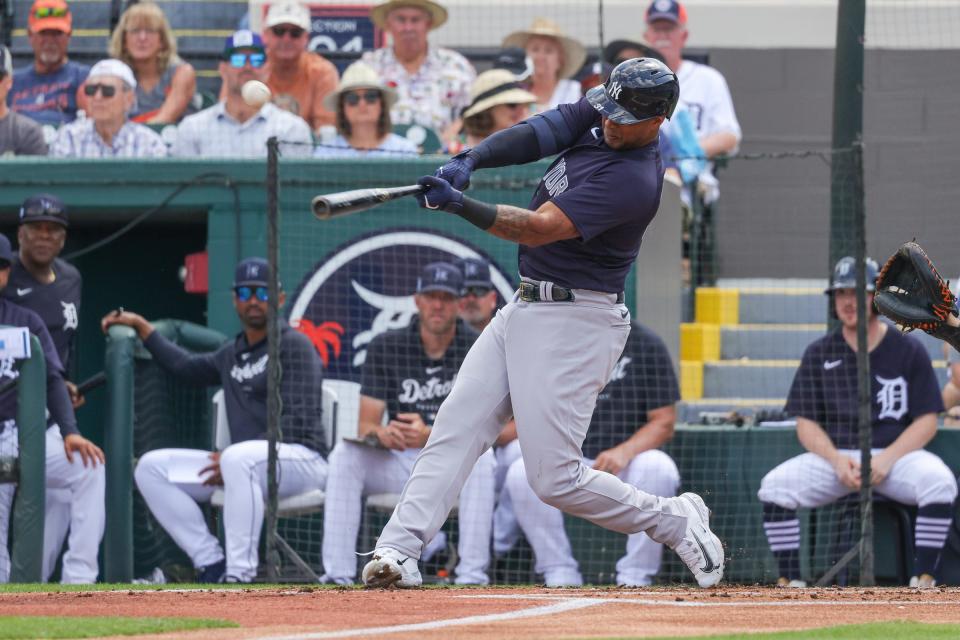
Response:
[235,286,268,302]
[228,52,265,69]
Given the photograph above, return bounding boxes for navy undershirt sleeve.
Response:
[143,331,223,386]
[279,330,326,456]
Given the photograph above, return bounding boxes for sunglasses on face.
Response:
[84,83,118,97]
[34,6,69,19]
[228,52,266,68]
[343,90,381,106]
[271,25,305,38]
[463,286,492,297]
[235,286,269,302]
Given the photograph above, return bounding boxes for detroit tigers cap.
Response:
[0,234,12,266]
[456,257,493,290]
[825,256,879,294]
[19,193,69,228]
[646,0,688,25]
[416,261,462,297]
[223,29,265,58]
[234,257,272,288]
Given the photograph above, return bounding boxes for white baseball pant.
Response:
[493,439,522,555]
[0,424,104,583]
[321,440,496,584]
[376,290,690,562]
[134,440,327,582]
[758,448,958,509]
[506,449,679,586]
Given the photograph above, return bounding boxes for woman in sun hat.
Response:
[461,69,536,147]
[502,17,586,113]
[313,61,418,158]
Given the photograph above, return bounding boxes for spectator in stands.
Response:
[102,258,327,584]
[173,30,312,158]
[502,18,585,113]
[643,0,740,202]
[362,0,474,144]
[260,1,338,131]
[502,322,680,586]
[0,45,47,155]
[758,257,956,590]
[0,228,104,585]
[321,262,495,586]
[313,62,416,158]
[109,1,196,125]
[460,69,536,148]
[10,0,89,126]
[49,59,167,158]
[603,39,664,66]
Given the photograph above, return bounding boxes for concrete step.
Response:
[720,324,825,360]
[737,289,825,324]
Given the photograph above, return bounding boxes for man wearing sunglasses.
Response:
[49,59,167,158]
[173,29,312,158]
[10,0,90,126]
[0,231,105,584]
[101,257,327,583]
[261,1,337,131]
[0,45,47,156]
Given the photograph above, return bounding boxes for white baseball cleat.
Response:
[671,492,724,588]
[361,547,422,588]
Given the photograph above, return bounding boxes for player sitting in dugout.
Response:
[101,257,327,583]
[758,257,957,589]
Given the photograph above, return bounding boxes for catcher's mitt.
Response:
[874,241,960,351]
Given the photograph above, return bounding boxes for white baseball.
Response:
[241,80,272,107]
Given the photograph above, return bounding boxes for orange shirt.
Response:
[265,52,338,130]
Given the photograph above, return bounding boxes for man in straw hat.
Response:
[502,18,586,113]
[362,0,474,142]
[362,57,726,591]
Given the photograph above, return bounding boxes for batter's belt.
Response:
[518,280,624,304]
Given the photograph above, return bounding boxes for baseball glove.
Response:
[874,241,960,351]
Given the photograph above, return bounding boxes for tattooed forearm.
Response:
[490,205,534,242]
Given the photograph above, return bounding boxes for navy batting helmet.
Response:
[825,256,879,294]
[586,57,679,125]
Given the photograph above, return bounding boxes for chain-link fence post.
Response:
[265,136,281,581]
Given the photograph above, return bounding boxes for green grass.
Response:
[0,616,236,639]
[633,621,960,640]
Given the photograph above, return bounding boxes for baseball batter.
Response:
[0,231,102,584]
[758,257,957,589]
[2,194,96,583]
[102,258,327,583]
[322,263,495,585]
[362,57,724,589]
[504,322,680,586]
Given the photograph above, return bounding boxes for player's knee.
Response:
[133,450,166,489]
[504,458,530,499]
[917,469,959,506]
[524,463,576,507]
[757,469,798,510]
[219,441,261,477]
[624,450,679,495]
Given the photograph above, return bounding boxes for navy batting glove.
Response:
[434,150,477,190]
[417,175,464,214]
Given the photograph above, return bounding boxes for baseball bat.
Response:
[312,184,426,220]
[0,370,105,397]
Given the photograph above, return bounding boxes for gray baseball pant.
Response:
[377,285,689,559]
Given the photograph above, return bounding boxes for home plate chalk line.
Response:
[255,593,960,640]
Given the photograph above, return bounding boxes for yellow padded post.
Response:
[695,288,739,325]
[680,361,703,400]
[680,323,720,361]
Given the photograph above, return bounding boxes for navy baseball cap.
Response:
[233,257,272,288]
[0,234,12,266]
[417,262,463,296]
[19,193,69,228]
[223,29,265,58]
[456,257,493,290]
[646,0,687,25]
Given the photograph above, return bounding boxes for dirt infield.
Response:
[2,586,960,639]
